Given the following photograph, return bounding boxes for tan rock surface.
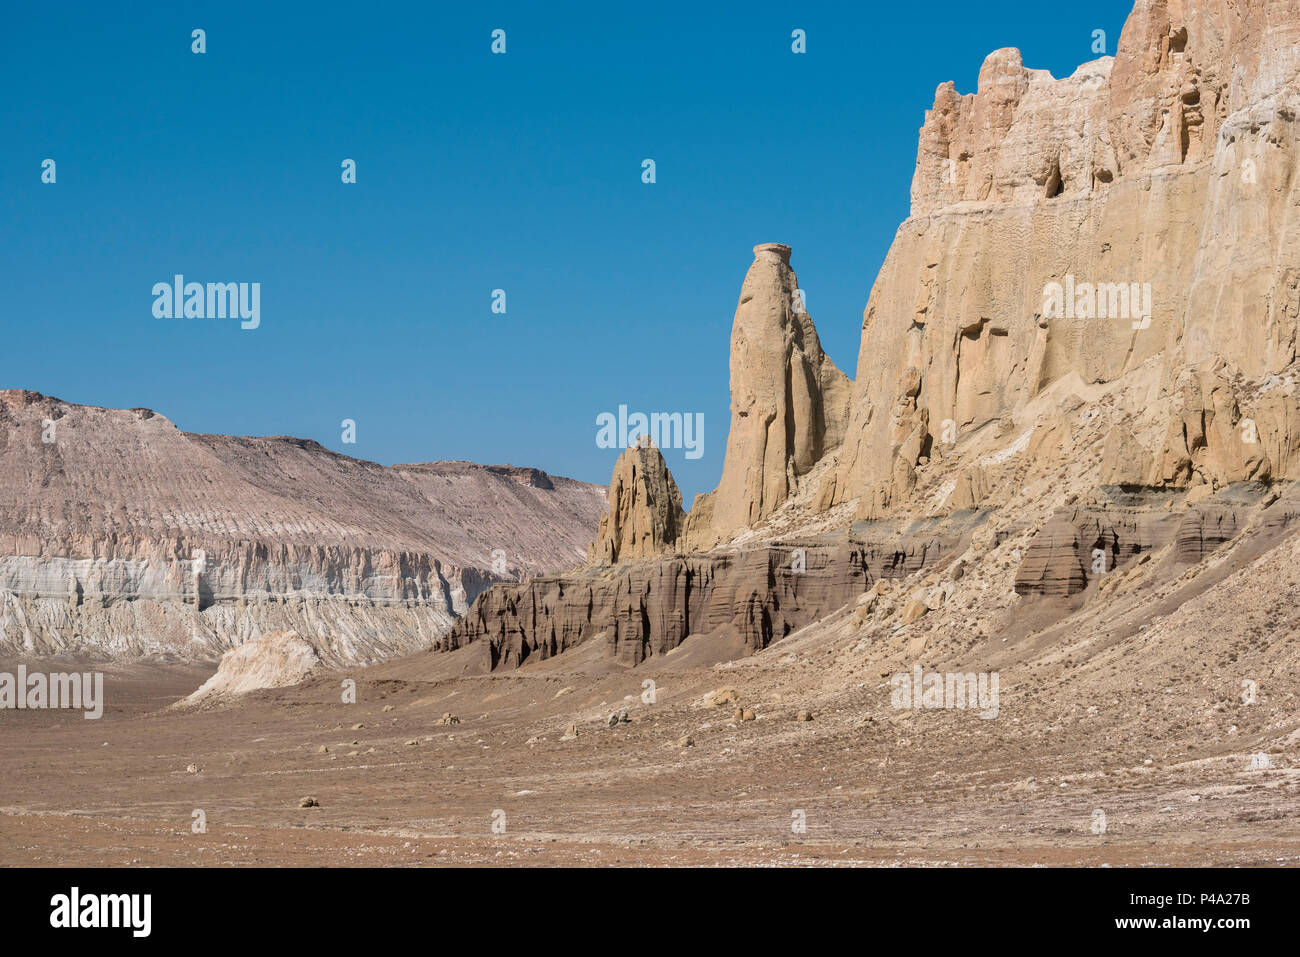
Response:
[824,0,1300,518]
[177,630,320,707]
[588,442,685,564]
[686,243,850,548]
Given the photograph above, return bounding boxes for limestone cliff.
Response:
[0,390,607,663]
[822,0,1300,519]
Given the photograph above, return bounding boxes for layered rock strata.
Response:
[446,522,972,671]
[1013,496,1296,597]
[0,391,607,663]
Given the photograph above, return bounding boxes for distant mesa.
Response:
[0,390,605,663]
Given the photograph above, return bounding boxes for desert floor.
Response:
[3,628,1298,867]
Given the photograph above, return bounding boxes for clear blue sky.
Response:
[1,0,1135,504]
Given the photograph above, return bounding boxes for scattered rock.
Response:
[705,688,739,708]
[901,594,930,624]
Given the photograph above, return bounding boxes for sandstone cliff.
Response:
[0,390,607,663]
[821,0,1300,519]
[685,243,850,548]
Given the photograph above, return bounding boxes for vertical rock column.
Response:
[685,243,850,548]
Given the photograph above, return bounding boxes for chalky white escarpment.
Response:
[0,391,606,664]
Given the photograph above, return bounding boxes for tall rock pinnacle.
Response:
[685,243,851,548]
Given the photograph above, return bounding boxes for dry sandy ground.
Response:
[2,606,1297,867]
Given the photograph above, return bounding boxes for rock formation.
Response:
[0,391,607,663]
[18,0,1299,692]
[1147,364,1291,488]
[177,630,321,707]
[821,0,1300,519]
[447,528,967,670]
[438,0,1300,677]
[685,243,850,548]
[1013,495,1292,597]
[588,441,685,564]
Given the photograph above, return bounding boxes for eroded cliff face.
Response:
[685,243,850,548]
[1009,494,1299,596]
[822,0,1300,519]
[445,520,971,670]
[0,391,607,663]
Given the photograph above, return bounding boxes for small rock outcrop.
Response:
[178,630,321,707]
[588,442,686,565]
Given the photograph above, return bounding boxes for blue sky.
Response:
[1,0,1134,504]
